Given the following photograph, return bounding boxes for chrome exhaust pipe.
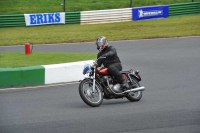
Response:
[123,86,145,93]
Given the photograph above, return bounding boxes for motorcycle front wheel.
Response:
[79,79,103,107]
[126,76,142,102]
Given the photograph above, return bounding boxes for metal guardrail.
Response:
[65,12,80,24]
[0,2,199,28]
[81,8,132,25]
[169,2,200,16]
[0,14,25,28]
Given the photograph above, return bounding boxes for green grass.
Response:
[0,52,96,68]
[0,0,199,14]
[0,15,200,46]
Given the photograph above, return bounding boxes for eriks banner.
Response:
[24,12,65,26]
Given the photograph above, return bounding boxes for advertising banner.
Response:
[24,12,65,26]
[132,5,169,21]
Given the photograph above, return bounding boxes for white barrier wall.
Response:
[81,8,132,25]
[43,60,94,84]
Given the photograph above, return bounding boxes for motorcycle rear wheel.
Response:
[79,79,103,107]
[126,76,142,102]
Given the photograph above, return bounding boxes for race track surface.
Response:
[1,37,200,133]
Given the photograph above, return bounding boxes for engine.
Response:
[112,83,122,93]
[102,76,113,84]
[102,76,122,93]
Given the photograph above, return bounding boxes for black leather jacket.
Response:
[97,46,121,67]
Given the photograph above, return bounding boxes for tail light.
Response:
[135,70,140,75]
[130,69,141,81]
[135,70,141,81]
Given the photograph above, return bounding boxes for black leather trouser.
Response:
[108,63,124,83]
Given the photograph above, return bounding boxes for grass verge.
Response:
[0,0,196,14]
[0,15,200,46]
[0,52,96,68]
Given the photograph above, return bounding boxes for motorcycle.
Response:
[79,57,145,107]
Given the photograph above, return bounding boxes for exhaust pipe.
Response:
[123,86,145,93]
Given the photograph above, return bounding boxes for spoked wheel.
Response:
[79,79,103,107]
[126,76,142,102]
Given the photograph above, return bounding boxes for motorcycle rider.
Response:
[95,36,128,89]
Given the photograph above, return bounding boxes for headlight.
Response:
[83,64,91,75]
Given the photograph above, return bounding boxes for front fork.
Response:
[92,66,96,93]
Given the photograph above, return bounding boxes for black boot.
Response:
[120,81,129,91]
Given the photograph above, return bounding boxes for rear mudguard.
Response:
[129,73,141,82]
[120,72,141,82]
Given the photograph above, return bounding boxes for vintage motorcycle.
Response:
[79,57,145,107]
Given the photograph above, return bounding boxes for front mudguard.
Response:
[79,77,92,83]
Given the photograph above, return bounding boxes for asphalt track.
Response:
[0,37,200,133]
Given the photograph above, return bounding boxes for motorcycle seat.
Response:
[120,70,131,74]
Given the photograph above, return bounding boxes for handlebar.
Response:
[93,57,106,66]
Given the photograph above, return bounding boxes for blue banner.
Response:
[132,5,169,21]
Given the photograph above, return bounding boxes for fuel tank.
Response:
[97,67,109,75]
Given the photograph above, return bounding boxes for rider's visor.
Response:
[97,42,104,47]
